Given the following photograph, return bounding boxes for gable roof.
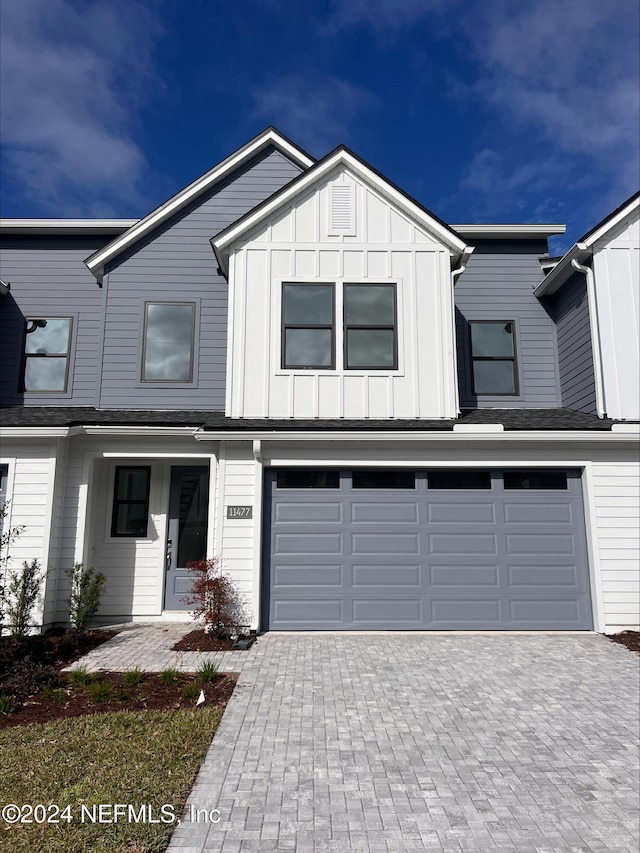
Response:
[534,190,640,297]
[84,127,314,283]
[211,145,469,275]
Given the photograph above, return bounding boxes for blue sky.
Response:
[1,0,638,253]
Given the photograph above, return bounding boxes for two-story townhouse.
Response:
[1,128,638,635]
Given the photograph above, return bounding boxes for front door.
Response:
[164,465,209,610]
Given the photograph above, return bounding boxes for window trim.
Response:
[343,283,398,371]
[281,283,336,370]
[141,301,196,384]
[111,465,151,538]
[468,319,519,397]
[22,316,74,394]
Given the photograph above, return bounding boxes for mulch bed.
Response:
[0,671,238,728]
[172,628,254,652]
[607,630,640,655]
[0,627,239,728]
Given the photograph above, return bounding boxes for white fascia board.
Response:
[193,429,633,443]
[0,427,70,438]
[452,224,566,238]
[80,426,201,437]
[582,195,640,247]
[85,129,314,283]
[533,243,592,297]
[212,150,469,275]
[0,219,137,235]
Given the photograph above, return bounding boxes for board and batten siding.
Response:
[591,461,640,631]
[99,148,303,411]
[455,240,561,409]
[592,209,640,420]
[550,272,597,414]
[0,236,109,406]
[227,168,457,419]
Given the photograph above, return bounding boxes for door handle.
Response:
[166,539,172,569]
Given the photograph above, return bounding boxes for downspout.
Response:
[571,251,606,418]
[450,247,474,416]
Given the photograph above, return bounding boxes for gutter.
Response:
[571,251,606,418]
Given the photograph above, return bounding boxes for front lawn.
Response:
[0,706,223,852]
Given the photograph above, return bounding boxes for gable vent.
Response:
[329,183,356,236]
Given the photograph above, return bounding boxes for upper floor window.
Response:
[281,282,397,370]
[282,284,335,369]
[23,317,72,392]
[344,284,397,369]
[142,303,195,382]
[469,321,518,395]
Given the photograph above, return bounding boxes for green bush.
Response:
[197,660,219,683]
[88,681,113,703]
[65,563,106,631]
[181,682,200,702]
[68,667,95,687]
[123,668,142,687]
[159,667,180,685]
[0,694,15,715]
[3,559,48,637]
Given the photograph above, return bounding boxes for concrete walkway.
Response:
[73,629,640,852]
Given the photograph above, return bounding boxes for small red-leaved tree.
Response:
[182,557,246,637]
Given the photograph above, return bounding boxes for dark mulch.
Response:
[607,630,640,655]
[0,628,116,676]
[173,628,252,652]
[0,671,237,728]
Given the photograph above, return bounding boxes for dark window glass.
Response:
[282,284,334,368]
[143,303,194,382]
[344,284,397,369]
[23,317,72,391]
[427,470,491,490]
[352,470,415,489]
[469,321,517,395]
[276,470,339,489]
[111,467,151,536]
[504,471,568,490]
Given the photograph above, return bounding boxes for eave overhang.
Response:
[84,128,315,283]
[453,224,566,239]
[212,146,470,277]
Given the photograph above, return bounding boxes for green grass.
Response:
[88,681,114,703]
[181,683,200,703]
[0,707,223,852]
[196,660,219,683]
[158,668,180,686]
[67,667,95,687]
[123,668,143,688]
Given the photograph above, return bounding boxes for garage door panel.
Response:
[264,469,592,630]
[275,502,343,523]
[353,598,422,623]
[352,564,421,587]
[429,533,497,554]
[504,502,573,524]
[351,501,419,523]
[427,503,496,523]
[507,565,579,587]
[274,532,343,554]
[430,598,502,623]
[272,564,344,587]
[352,533,420,554]
[430,565,500,587]
[506,534,576,555]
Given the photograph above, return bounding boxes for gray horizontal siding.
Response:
[551,271,596,414]
[0,236,108,406]
[455,240,561,408]
[100,147,302,410]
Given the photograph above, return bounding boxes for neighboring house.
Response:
[0,128,638,634]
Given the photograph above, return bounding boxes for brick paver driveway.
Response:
[168,633,639,853]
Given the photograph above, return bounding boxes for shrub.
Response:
[0,500,27,634]
[0,695,15,715]
[3,559,49,637]
[159,667,180,685]
[67,667,95,687]
[182,557,246,638]
[65,563,106,631]
[181,682,200,702]
[88,681,113,703]
[124,668,143,687]
[42,686,66,703]
[197,660,219,683]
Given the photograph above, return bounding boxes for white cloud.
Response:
[252,76,377,154]
[0,0,162,215]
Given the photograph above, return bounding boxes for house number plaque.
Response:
[226,505,253,519]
